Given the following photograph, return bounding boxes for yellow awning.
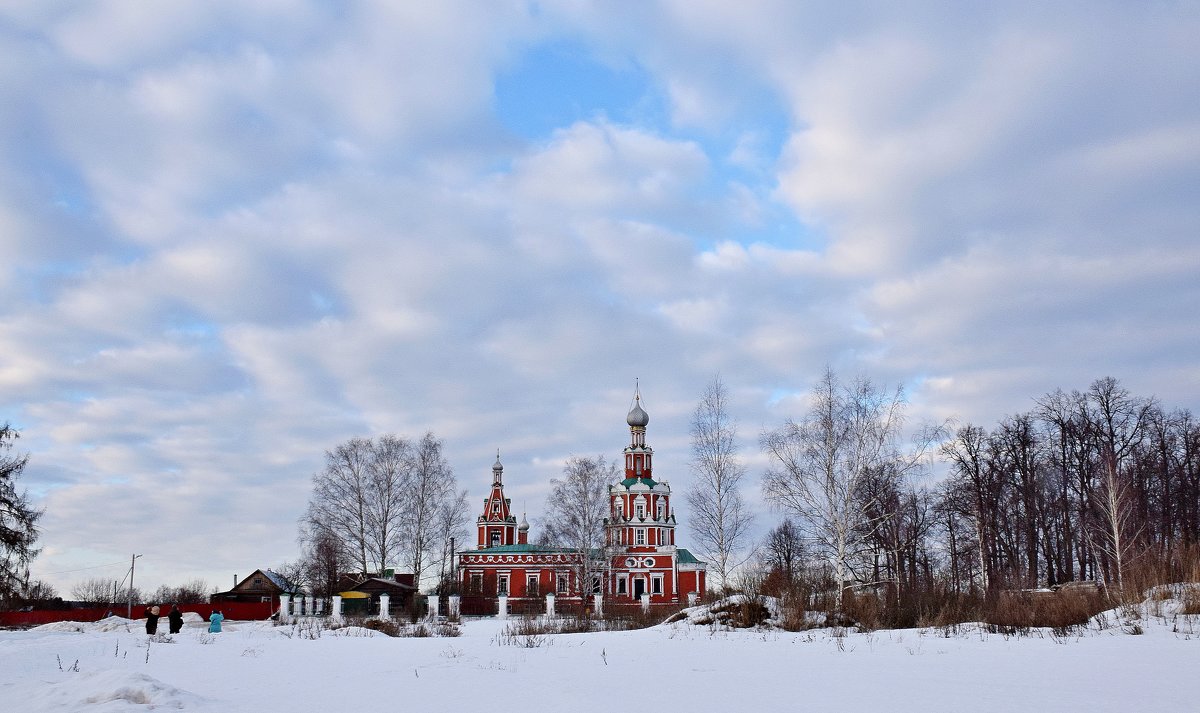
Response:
[337,591,370,599]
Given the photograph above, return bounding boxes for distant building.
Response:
[337,571,418,612]
[457,389,706,608]
[211,569,301,606]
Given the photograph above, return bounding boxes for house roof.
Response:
[618,476,658,488]
[263,570,300,593]
[349,577,418,592]
[676,549,704,565]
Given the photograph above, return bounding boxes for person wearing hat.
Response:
[167,605,184,634]
[208,609,224,633]
[145,605,162,635]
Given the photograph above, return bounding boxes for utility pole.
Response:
[127,554,142,618]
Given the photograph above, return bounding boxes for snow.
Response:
[1,595,1197,712]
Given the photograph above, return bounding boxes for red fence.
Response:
[0,600,276,628]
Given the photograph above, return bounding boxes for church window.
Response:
[636,503,644,519]
[636,528,646,545]
[652,575,663,595]
[497,575,509,596]
[657,503,664,520]
[470,574,483,594]
[492,501,500,514]
[527,574,539,596]
[617,576,628,595]
[558,574,568,594]
[491,531,501,547]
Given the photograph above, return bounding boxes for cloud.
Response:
[0,2,1196,593]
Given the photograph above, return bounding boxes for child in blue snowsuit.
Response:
[208,610,224,633]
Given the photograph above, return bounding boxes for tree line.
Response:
[751,371,1200,624]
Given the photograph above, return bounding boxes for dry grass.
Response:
[984,589,1107,635]
[1180,587,1200,616]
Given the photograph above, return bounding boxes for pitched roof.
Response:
[676,548,705,565]
[263,569,301,593]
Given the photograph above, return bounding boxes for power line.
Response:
[39,561,126,576]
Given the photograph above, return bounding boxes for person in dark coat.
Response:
[167,605,184,634]
[145,605,161,635]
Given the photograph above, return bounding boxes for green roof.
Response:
[676,548,704,565]
[619,476,657,488]
[473,544,574,554]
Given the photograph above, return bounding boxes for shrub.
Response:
[984,588,1106,635]
[361,618,400,637]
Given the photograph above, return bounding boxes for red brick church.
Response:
[457,389,706,609]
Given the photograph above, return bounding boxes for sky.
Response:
[2,1,1198,596]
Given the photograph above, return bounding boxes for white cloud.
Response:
[1,2,1197,594]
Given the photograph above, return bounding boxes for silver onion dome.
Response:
[626,398,649,427]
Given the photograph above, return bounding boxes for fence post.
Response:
[331,595,343,621]
[429,596,440,619]
[545,594,555,617]
[379,594,391,620]
[593,593,604,616]
[305,596,313,616]
[498,595,508,619]
[687,591,698,607]
[448,595,460,618]
[279,594,291,623]
[640,593,650,612]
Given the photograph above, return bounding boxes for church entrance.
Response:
[633,577,645,599]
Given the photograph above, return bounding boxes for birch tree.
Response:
[402,432,456,587]
[686,375,754,591]
[761,369,937,610]
[302,438,374,574]
[543,455,616,597]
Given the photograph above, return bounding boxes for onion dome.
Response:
[492,451,503,483]
[518,513,529,531]
[627,396,649,428]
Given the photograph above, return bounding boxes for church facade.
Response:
[456,390,706,609]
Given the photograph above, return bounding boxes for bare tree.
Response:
[71,577,128,605]
[0,425,41,605]
[686,376,754,591]
[762,518,805,585]
[365,434,414,574]
[300,432,466,591]
[761,369,938,611]
[543,455,617,597]
[150,579,214,604]
[402,432,457,588]
[20,579,57,603]
[1082,377,1154,589]
[940,423,1003,594]
[433,487,471,593]
[300,529,345,599]
[303,438,375,574]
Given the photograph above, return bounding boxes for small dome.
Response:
[492,451,504,483]
[518,513,529,531]
[626,398,649,428]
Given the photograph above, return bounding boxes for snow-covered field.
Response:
[1,596,1197,713]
